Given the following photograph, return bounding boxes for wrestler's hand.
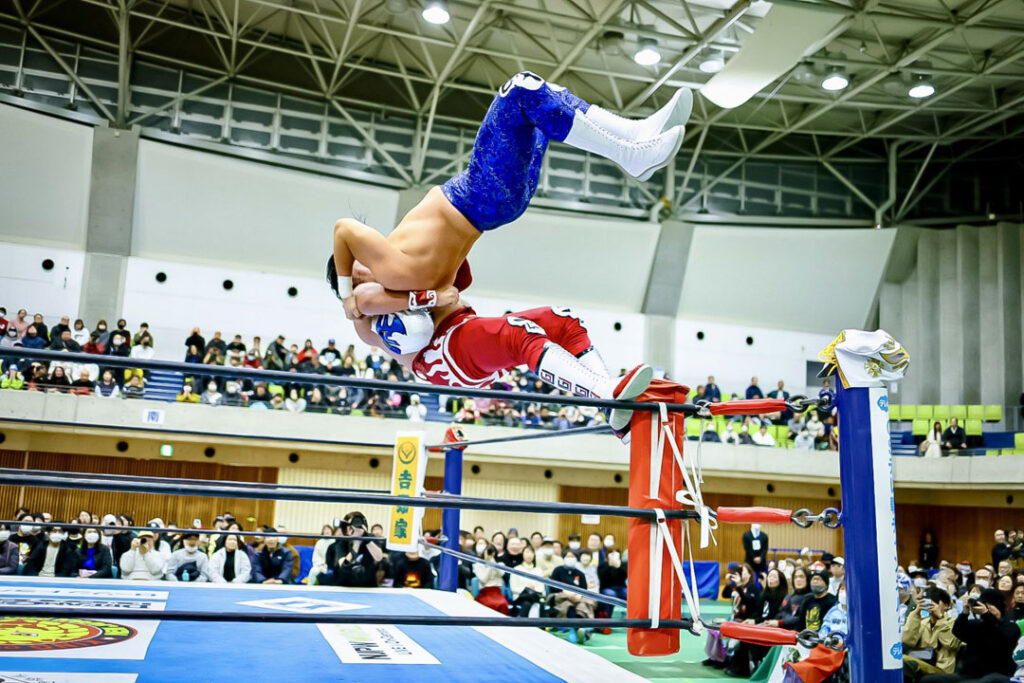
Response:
[437,286,460,308]
[343,295,363,320]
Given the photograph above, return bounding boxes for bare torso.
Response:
[387,187,480,289]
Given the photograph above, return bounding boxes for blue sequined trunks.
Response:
[442,72,588,232]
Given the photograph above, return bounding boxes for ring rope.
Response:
[0,347,694,415]
[423,539,626,609]
[0,606,694,630]
[0,469,701,521]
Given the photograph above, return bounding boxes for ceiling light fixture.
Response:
[421,1,450,25]
[908,74,935,99]
[633,38,661,66]
[821,67,849,92]
[699,50,725,74]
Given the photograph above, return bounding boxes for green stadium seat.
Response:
[721,393,732,402]
[686,418,701,437]
[967,405,984,421]
[915,405,933,420]
[912,419,930,436]
[1015,433,1024,450]
[889,405,901,421]
[950,405,967,421]
[900,405,916,421]
[933,406,950,421]
[965,419,983,436]
[713,415,727,433]
[984,405,1002,422]
[986,450,1001,457]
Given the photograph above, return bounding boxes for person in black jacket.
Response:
[797,571,837,632]
[775,566,812,631]
[725,568,790,676]
[317,513,383,587]
[77,527,114,579]
[0,525,19,574]
[941,418,967,452]
[109,516,136,567]
[920,588,1019,682]
[392,551,434,589]
[919,530,939,570]
[251,531,293,584]
[742,524,769,574]
[23,526,79,577]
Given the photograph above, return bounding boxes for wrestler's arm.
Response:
[354,282,460,316]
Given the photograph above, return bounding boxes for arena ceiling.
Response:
[1,0,1022,222]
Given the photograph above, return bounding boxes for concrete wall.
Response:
[879,223,1024,408]
[2,391,1019,494]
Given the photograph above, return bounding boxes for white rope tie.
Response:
[653,509,704,634]
[657,403,715,549]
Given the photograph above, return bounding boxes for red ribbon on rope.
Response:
[716,507,794,525]
[705,399,788,416]
[719,622,798,647]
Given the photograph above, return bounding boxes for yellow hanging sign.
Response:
[387,432,427,553]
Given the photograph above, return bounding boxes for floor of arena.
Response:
[0,577,657,683]
[562,601,733,683]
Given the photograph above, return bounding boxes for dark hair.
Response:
[925,586,951,606]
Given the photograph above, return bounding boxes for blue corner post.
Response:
[438,446,463,592]
[836,383,902,683]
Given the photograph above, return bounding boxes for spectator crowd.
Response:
[3,498,1024,670]
[705,524,1024,681]
[1,308,836,443]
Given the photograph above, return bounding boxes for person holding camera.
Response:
[119,529,167,580]
[903,586,963,677]
[317,512,383,587]
[919,588,1019,682]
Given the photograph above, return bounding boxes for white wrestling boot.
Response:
[537,344,653,439]
[563,114,684,180]
[585,87,693,142]
[577,347,636,438]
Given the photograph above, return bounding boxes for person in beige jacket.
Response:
[902,586,963,675]
[535,538,564,578]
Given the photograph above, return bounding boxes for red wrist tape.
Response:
[408,290,437,310]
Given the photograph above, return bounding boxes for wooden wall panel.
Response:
[0,450,277,531]
[894,502,1019,569]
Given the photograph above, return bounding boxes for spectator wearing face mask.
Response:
[12,515,44,560]
[798,572,838,632]
[550,552,597,644]
[474,545,509,614]
[920,588,1019,681]
[975,566,995,592]
[535,538,563,578]
[76,527,114,579]
[165,532,211,582]
[818,580,849,641]
[565,533,583,559]
[578,550,599,591]
[0,525,18,574]
[251,532,292,584]
[23,526,78,577]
